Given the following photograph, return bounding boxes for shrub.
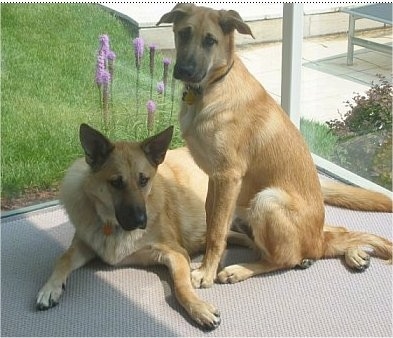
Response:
[327,75,392,138]
[326,75,392,190]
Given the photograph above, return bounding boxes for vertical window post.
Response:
[281,4,303,128]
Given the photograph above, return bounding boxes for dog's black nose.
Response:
[116,205,147,231]
[174,63,195,81]
[134,208,147,229]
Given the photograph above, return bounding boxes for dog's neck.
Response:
[182,60,235,106]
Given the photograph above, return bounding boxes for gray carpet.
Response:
[1,204,392,337]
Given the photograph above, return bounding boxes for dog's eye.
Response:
[110,176,125,190]
[204,35,217,47]
[178,27,191,42]
[139,173,150,188]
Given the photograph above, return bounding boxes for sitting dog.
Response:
[157,4,392,289]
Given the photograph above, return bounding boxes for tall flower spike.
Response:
[107,50,116,81]
[146,100,156,132]
[149,44,156,77]
[149,44,156,99]
[133,37,144,70]
[156,81,165,95]
[100,34,110,55]
[163,57,171,92]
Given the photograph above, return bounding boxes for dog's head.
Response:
[157,3,254,86]
[79,124,173,231]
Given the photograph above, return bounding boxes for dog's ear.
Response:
[219,10,255,38]
[79,123,114,170]
[156,3,194,25]
[141,126,174,167]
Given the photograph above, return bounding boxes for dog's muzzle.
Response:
[115,205,147,231]
[174,62,205,84]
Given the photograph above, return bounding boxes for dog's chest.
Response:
[179,103,197,136]
[78,226,147,265]
[180,104,225,174]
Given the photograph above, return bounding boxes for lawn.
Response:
[1,4,338,208]
[1,4,183,204]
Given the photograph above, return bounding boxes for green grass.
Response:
[300,118,337,160]
[1,4,182,198]
[1,4,338,201]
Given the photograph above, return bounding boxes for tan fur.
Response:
[157,4,393,288]
[36,125,251,330]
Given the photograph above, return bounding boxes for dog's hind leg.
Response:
[36,236,96,310]
[217,260,283,283]
[218,188,313,284]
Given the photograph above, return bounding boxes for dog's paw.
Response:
[295,258,315,270]
[188,301,221,330]
[345,247,370,272]
[217,264,252,284]
[191,268,214,289]
[36,281,65,310]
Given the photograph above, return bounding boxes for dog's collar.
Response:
[210,60,234,85]
[182,61,234,106]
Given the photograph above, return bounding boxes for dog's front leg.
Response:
[36,235,96,310]
[118,244,221,329]
[192,173,242,288]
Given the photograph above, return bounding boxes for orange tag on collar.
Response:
[103,223,113,236]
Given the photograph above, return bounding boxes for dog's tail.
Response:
[323,227,392,264]
[321,180,392,213]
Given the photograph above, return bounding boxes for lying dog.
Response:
[157,4,392,289]
[36,124,253,329]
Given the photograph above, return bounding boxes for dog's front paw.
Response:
[36,281,65,310]
[191,268,215,288]
[188,301,221,330]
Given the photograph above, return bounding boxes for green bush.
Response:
[326,75,392,190]
[327,75,392,137]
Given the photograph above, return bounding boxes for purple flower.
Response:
[163,57,171,66]
[156,81,165,95]
[96,69,111,86]
[95,53,105,86]
[96,34,116,86]
[146,100,156,131]
[100,34,109,57]
[107,50,116,61]
[133,37,144,69]
[146,100,156,113]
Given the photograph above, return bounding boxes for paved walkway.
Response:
[239,29,392,122]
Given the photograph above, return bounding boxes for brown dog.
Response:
[36,124,255,329]
[157,4,392,289]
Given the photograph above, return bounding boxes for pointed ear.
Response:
[156,3,194,25]
[219,10,255,38]
[79,123,114,170]
[141,126,174,167]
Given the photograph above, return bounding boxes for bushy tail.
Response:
[321,180,392,212]
[323,228,392,264]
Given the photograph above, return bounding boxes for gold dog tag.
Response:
[183,90,196,105]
